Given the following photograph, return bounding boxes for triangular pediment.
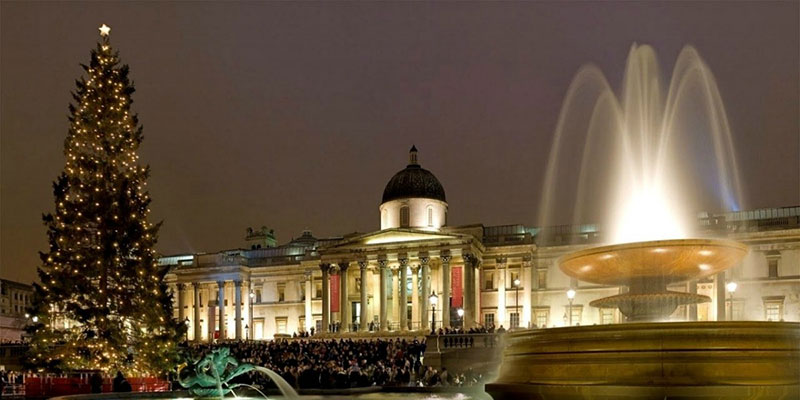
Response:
[320,228,468,250]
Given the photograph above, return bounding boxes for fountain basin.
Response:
[558,238,748,285]
[559,238,748,321]
[486,321,800,399]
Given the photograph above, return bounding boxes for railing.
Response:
[427,333,504,352]
[1,383,24,397]
[24,376,171,397]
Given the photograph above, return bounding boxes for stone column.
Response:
[716,272,726,321]
[399,257,409,331]
[217,281,226,340]
[359,261,369,331]
[304,272,313,331]
[177,283,186,323]
[379,259,388,330]
[207,284,215,341]
[392,267,400,329]
[420,256,431,330]
[234,280,243,340]
[497,258,507,327]
[246,281,253,337]
[411,265,419,329]
[463,254,479,329]
[441,255,451,328]
[371,267,380,327]
[339,261,350,331]
[522,257,532,328]
[192,283,201,341]
[688,280,698,321]
[320,263,331,332]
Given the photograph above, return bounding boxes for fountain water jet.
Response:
[536,44,750,322]
[486,44,799,399]
[538,44,743,244]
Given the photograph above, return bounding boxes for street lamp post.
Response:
[184,317,190,342]
[245,324,249,340]
[513,278,521,329]
[249,291,255,340]
[567,289,576,326]
[457,308,464,328]
[726,281,738,320]
[429,291,439,333]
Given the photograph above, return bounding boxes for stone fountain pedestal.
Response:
[485,321,800,399]
[485,239,800,399]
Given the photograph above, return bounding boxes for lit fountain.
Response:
[486,44,799,399]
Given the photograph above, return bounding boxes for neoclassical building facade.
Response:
[163,147,800,341]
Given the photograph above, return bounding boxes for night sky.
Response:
[2,2,798,284]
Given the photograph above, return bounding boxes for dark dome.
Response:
[382,164,446,204]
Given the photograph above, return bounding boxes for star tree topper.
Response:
[99,24,111,37]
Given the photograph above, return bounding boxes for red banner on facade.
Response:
[451,266,463,308]
[330,274,340,312]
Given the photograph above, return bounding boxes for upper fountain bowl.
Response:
[559,238,748,286]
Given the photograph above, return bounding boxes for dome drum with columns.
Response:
[162,147,800,341]
[380,146,448,231]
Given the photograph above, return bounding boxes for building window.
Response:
[400,206,410,228]
[534,307,549,328]
[484,271,494,290]
[510,312,520,329]
[600,308,615,324]
[315,282,322,299]
[276,317,288,334]
[255,290,262,303]
[277,283,286,302]
[509,270,520,288]
[537,269,547,289]
[299,316,306,331]
[768,259,779,278]
[484,313,495,327]
[763,297,784,321]
[427,206,433,227]
[315,319,322,332]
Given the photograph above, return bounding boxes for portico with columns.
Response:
[315,229,485,332]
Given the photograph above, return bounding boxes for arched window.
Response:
[400,206,410,228]
[427,206,433,227]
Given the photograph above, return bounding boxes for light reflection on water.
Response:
[145,392,490,400]
[353,392,489,400]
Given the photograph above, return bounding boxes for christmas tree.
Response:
[27,24,185,375]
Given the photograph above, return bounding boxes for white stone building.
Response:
[0,279,34,341]
[163,147,800,341]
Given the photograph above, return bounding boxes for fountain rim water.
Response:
[558,237,747,264]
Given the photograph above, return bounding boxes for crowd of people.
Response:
[187,337,482,390]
